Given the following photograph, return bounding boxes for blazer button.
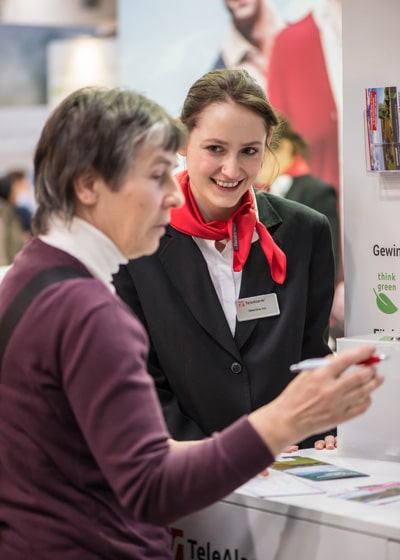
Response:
[230,362,242,374]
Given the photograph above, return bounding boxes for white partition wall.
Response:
[343,0,400,336]
[337,334,400,463]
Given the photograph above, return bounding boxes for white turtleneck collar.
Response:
[40,216,127,293]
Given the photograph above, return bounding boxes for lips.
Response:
[213,178,242,188]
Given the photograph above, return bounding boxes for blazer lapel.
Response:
[159,228,241,358]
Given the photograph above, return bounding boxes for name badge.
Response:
[236,293,280,322]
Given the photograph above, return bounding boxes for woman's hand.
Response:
[248,344,384,458]
[314,435,337,450]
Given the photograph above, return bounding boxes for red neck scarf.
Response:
[170,170,286,284]
[284,155,310,177]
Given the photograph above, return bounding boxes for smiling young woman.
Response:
[114,68,339,450]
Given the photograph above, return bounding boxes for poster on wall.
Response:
[118,0,318,116]
[118,0,341,196]
[344,218,400,337]
[370,240,400,334]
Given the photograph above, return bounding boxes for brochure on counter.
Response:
[236,454,369,499]
[236,452,400,507]
[236,468,324,499]
[270,455,369,482]
[331,482,400,506]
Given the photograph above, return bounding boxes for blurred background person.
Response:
[267,0,342,195]
[212,0,285,89]
[0,169,33,264]
[257,116,340,276]
[256,116,343,345]
[3,169,35,235]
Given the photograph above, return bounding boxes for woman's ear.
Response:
[266,126,275,148]
[73,170,99,206]
[176,117,188,156]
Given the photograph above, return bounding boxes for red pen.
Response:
[289,354,388,373]
[359,354,387,366]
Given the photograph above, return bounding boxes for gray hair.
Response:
[32,86,186,234]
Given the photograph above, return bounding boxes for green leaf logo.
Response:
[373,289,398,314]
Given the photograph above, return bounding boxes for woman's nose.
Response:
[221,155,239,177]
[165,176,184,208]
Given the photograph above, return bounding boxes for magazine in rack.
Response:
[365,86,400,171]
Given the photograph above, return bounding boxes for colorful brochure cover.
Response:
[271,456,368,482]
[331,482,400,506]
[236,468,324,498]
[365,86,400,171]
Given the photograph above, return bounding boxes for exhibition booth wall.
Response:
[342,0,400,336]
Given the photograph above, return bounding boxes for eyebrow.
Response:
[151,155,177,166]
[202,138,264,147]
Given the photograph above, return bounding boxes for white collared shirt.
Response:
[269,175,293,198]
[193,190,260,336]
[40,216,127,293]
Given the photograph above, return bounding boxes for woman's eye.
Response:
[207,145,222,153]
[243,147,257,155]
[151,172,166,182]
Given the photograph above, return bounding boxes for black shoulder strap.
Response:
[0,266,90,366]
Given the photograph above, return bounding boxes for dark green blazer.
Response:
[114,192,335,447]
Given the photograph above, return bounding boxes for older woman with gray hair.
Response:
[0,85,382,559]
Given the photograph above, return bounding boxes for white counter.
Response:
[172,449,400,560]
